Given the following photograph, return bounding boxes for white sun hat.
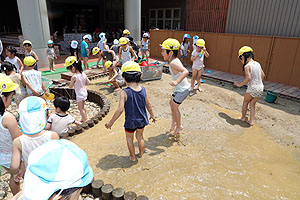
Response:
[71,40,78,49]
[19,96,48,135]
[22,139,94,200]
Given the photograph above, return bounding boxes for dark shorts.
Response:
[125,126,145,133]
[172,89,189,104]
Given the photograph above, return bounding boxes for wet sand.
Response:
[72,74,300,199]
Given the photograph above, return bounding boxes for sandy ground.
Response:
[70,74,300,199]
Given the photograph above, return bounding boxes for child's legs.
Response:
[83,57,88,69]
[196,69,203,88]
[249,97,260,124]
[77,100,87,122]
[125,131,136,161]
[191,68,198,89]
[170,100,183,134]
[242,93,253,120]
[169,96,176,131]
[135,127,145,157]
[96,57,101,66]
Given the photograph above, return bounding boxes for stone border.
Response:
[49,87,111,138]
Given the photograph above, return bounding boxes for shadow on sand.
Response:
[218,112,250,128]
[96,133,176,170]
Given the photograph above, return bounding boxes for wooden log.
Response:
[93,117,99,124]
[81,122,89,130]
[82,180,93,194]
[92,179,104,198]
[124,191,137,200]
[68,128,75,136]
[60,132,69,139]
[74,125,83,134]
[112,188,125,200]
[136,195,149,200]
[87,120,94,128]
[96,114,103,121]
[101,184,114,200]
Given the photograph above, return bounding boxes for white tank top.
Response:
[19,131,52,167]
[169,58,191,92]
[98,40,105,51]
[247,61,264,90]
[121,47,131,64]
[141,39,149,50]
[0,112,13,166]
[74,72,88,99]
[6,56,20,72]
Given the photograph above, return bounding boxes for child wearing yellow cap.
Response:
[23,40,39,71]
[105,61,155,161]
[118,37,138,65]
[160,38,190,137]
[92,47,116,70]
[104,61,123,92]
[22,56,49,98]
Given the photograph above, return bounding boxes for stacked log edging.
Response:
[49,86,111,138]
[81,179,149,200]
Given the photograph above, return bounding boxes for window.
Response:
[149,8,181,30]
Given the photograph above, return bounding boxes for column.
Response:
[17,0,51,68]
[124,0,141,42]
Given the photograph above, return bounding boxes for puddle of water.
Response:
[72,98,300,199]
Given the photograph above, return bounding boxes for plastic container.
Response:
[265,91,279,103]
[140,61,165,81]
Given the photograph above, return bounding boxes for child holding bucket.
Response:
[65,56,90,122]
[190,39,209,92]
[105,61,155,161]
[161,39,190,136]
[234,46,265,126]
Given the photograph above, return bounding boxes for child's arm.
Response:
[169,61,189,86]
[191,51,198,62]
[32,51,39,62]
[105,90,126,129]
[261,68,265,80]
[204,48,209,57]
[22,75,39,96]
[69,76,76,88]
[108,50,116,61]
[85,73,90,86]
[74,120,82,125]
[118,48,122,62]
[86,48,90,57]
[129,47,138,60]
[41,79,49,96]
[9,138,22,175]
[17,57,24,73]
[50,131,60,139]
[234,65,251,87]
[45,114,53,130]
[145,94,155,122]
[107,68,118,82]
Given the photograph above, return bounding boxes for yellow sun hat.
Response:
[123,29,130,35]
[119,37,128,45]
[92,47,100,55]
[104,61,113,69]
[64,56,77,67]
[160,38,180,50]
[23,40,32,46]
[0,74,19,94]
[24,56,36,66]
[238,46,253,57]
[196,39,205,47]
[121,61,141,73]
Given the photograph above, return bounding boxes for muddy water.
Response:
[72,93,300,200]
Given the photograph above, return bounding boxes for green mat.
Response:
[41,61,101,76]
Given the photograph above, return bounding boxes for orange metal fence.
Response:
[150,30,300,87]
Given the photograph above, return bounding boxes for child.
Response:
[190,39,209,92]
[1,62,27,106]
[111,39,120,56]
[105,61,155,161]
[234,46,265,126]
[93,47,116,70]
[46,40,57,72]
[65,56,90,122]
[104,61,124,92]
[22,56,49,97]
[70,40,80,60]
[23,40,39,71]
[96,33,108,67]
[5,46,23,73]
[46,97,81,136]
[0,74,23,195]
[118,37,138,65]
[81,34,92,70]
[123,29,130,38]
[140,33,150,62]
[160,38,190,136]
[192,35,199,51]
[180,34,191,66]
[128,35,139,57]
[9,96,59,176]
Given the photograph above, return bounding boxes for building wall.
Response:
[185,0,229,33]
[225,0,300,37]
[141,0,186,31]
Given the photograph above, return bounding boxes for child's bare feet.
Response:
[240,117,246,122]
[169,123,176,132]
[197,87,203,92]
[173,126,183,136]
[129,155,136,162]
[248,120,254,126]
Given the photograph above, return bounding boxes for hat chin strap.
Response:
[53,189,64,200]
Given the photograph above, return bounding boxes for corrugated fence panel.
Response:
[225,0,300,38]
[150,30,300,87]
[186,0,229,33]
